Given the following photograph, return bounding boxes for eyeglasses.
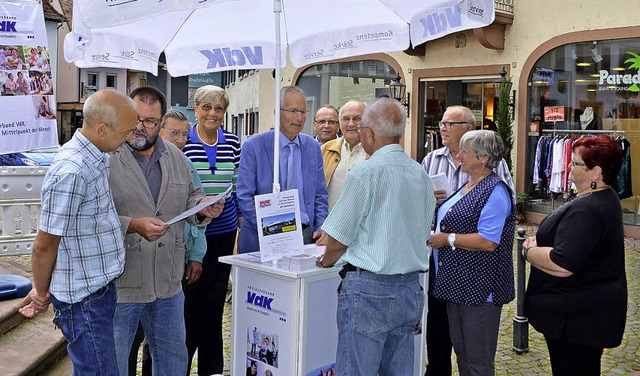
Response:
[280,108,308,115]
[199,104,226,113]
[136,117,161,129]
[314,119,338,126]
[438,121,470,130]
[355,125,369,133]
[342,116,362,123]
[162,128,189,139]
[571,159,587,167]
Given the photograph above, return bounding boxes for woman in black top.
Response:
[522,135,627,375]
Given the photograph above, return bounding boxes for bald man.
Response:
[19,90,138,375]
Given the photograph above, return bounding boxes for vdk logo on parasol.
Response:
[419,5,462,37]
[199,46,263,69]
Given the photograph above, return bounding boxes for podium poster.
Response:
[236,268,294,376]
[0,0,58,154]
[254,189,304,262]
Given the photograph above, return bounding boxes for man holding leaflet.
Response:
[109,86,223,375]
[421,105,514,376]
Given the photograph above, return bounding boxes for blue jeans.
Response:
[51,280,118,376]
[113,292,188,376]
[336,271,424,376]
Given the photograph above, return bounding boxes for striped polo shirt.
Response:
[184,125,241,236]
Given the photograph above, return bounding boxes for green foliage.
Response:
[624,52,640,92]
[496,78,514,171]
[516,192,529,205]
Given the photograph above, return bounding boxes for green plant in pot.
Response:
[515,192,529,223]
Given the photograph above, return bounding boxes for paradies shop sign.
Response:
[597,52,640,92]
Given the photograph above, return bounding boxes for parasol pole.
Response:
[272,0,283,193]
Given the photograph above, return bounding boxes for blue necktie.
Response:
[286,142,296,190]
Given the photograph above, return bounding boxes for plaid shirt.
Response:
[421,146,515,202]
[40,131,125,304]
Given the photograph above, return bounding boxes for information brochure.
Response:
[429,172,453,197]
[254,189,304,262]
[164,186,231,225]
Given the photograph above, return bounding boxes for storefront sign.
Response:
[188,72,221,87]
[544,106,564,122]
[532,67,554,85]
[596,51,640,93]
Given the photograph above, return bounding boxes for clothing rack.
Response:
[541,129,625,136]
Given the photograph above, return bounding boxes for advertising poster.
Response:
[0,0,58,154]
[236,269,294,376]
[254,189,304,262]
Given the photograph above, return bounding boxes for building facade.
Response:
[51,0,640,231]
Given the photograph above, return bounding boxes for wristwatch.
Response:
[448,233,456,250]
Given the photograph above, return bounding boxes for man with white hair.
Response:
[321,100,368,212]
[317,98,435,376]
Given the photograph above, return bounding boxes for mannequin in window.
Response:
[580,107,602,130]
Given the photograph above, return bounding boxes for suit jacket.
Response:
[236,130,328,253]
[109,139,208,303]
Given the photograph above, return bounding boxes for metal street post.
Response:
[513,227,529,353]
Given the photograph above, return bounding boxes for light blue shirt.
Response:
[40,130,125,304]
[184,157,207,263]
[278,131,309,225]
[322,144,436,274]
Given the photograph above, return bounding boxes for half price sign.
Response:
[544,106,565,122]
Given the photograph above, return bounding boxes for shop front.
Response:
[518,32,640,229]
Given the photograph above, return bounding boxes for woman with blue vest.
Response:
[427,130,515,376]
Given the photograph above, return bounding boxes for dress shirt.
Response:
[327,141,366,212]
[278,132,309,224]
[128,139,164,204]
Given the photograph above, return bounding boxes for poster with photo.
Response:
[234,269,294,375]
[0,1,58,154]
[254,189,304,262]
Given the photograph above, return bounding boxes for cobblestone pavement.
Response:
[2,223,637,375]
[209,224,640,376]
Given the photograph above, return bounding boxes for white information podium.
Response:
[220,249,427,376]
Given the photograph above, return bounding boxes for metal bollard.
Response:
[512,227,529,354]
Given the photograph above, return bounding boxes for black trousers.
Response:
[545,336,603,376]
[128,324,151,376]
[425,292,453,376]
[184,230,236,376]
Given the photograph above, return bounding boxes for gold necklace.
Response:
[196,125,218,147]
[466,173,489,189]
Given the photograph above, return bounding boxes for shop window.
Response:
[296,60,400,137]
[525,38,640,225]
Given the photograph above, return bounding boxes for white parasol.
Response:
[65,0,496,190]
